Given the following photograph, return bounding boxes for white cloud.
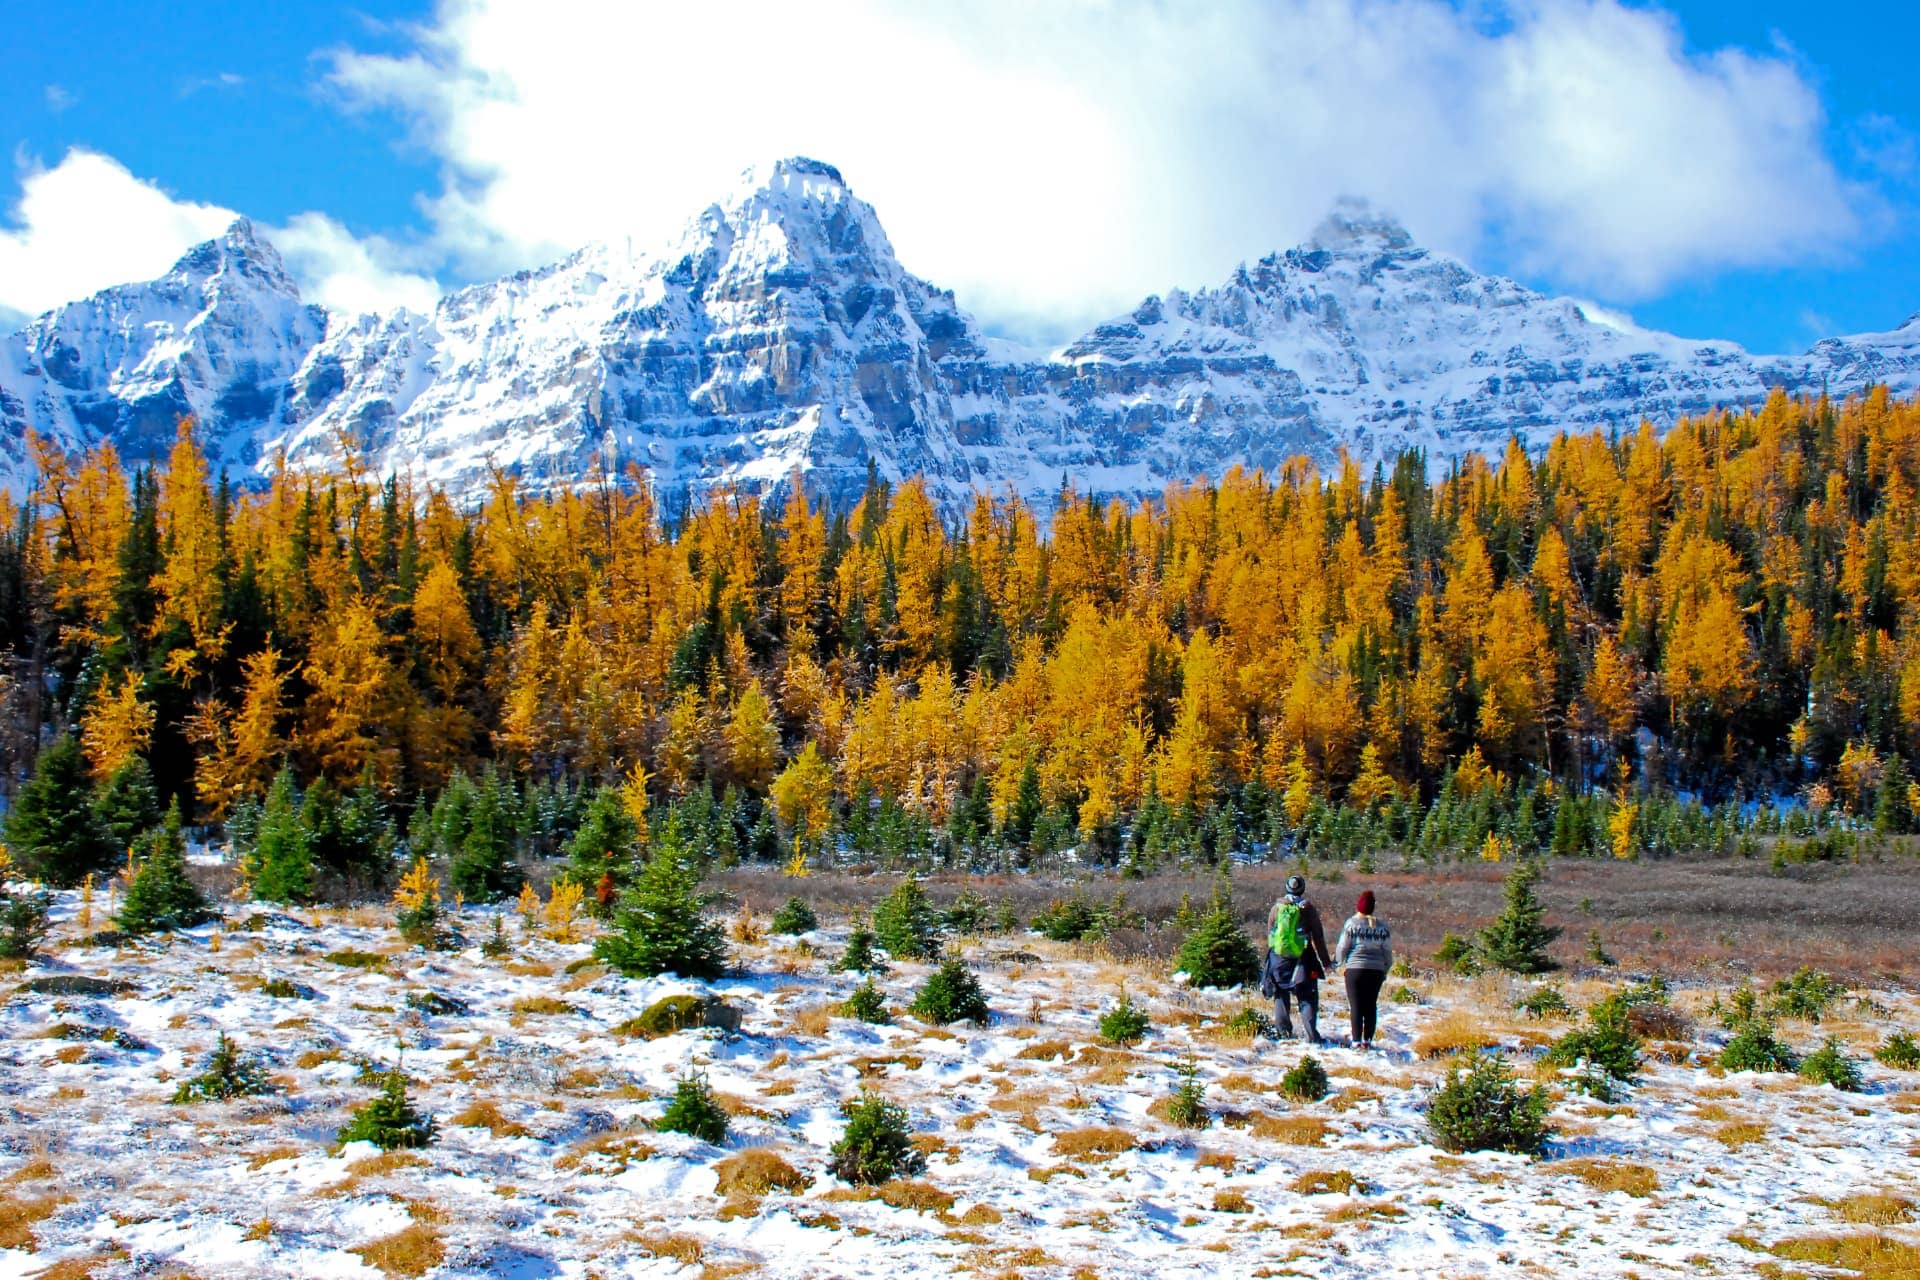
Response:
[43,84,76,113]
[270,212,441,316]
[324,0,1870,335]
[0,149,440,325]
[0,150,236,321]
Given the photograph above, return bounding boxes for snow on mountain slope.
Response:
[3,163,1918,512]
[0,219,326,482]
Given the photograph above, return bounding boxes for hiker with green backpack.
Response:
[1260,874,1333,1045]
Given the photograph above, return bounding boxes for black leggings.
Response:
[1345,968,1386,1044]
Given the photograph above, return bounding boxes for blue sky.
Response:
[5,0,1917,351]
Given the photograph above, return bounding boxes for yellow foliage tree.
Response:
[83,670,153,779]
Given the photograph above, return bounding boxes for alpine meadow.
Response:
[6,1,1920,1277]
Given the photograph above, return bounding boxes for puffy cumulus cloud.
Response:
[0,149,440,326]
[271,212,441,316]
[325,0,1869,335]
[0,150,236,322]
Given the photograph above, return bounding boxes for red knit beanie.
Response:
[1357,890,1376,915]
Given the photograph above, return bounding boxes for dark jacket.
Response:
[1264,895,1332,982]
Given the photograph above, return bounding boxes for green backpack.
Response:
[1270,900,1307,958]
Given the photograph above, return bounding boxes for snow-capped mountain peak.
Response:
[3,161,1918,512]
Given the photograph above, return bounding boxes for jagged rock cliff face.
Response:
[4,160,1917,512]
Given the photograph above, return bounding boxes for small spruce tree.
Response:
[118,798,214,936]
[829,1093,925,1185]
[833,918,889,975]
[566,786,639,910]
[909,954,990,1025]
[770,896,818,935]
[337,1071,436,1150]
[4,735,115,887]
[1479,859,1561,974]
[448,773,524,903]
[872,874,941,960]
[248,769,315,904]
[1174,880,1260,989]
[1427,1053,1550,1155]
[172,1033,271,1102]
[94,755,163,851]
[594,816,728,979]
[841,977,890,1023]
[656,1069,729,1143]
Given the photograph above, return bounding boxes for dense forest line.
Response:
[2,388,1918,893]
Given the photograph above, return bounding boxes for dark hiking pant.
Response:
[1274,977,1321,1044]
[1345,967,1387,1044]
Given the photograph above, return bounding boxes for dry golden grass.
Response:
[24,1259,100,1280]
[1767,1231,1920,1277]
[792,1006,834,1037]
[1290,1170,1360,1196]
[348,1223,445,1278]
[712,1150,810,1197]
[877,1180,958,1213]
[1014,1039,1073,1061]
[1072,1046,1139,1068]
[1196,1151,1238,1173]
[1412,1012,1499,1059]
[629,1232,704,1264]
[1713,1121,1768,1148]
[509,995,576,1016]
[1052,1127,1137,1159]
[1550,1159,1659,1198]
[955,1203,1003,1226]
[346,1150,426,1178]
[245,1145,302,1171]
[1216,1072,1260,1094]
[3,1158,57,1185]
[1827,1193,1916,1225]
[554,1128,657,1174]
[1212,1189,1253,1213]
[502,960,554,977]
[449,1099,531,1139]
[1252,1114,1332,1146]
[0,1192,67,1250]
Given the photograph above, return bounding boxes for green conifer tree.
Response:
[248,768,315,904]
[119,798,214,935]
[566,785,639,900]
[872,874,940,960]
[594,815,728,979]
[1480,859,1562,974]
[449,771,523,903]
[3,735,115,886]
[94,755,163,851]
[1173,879,1260,989]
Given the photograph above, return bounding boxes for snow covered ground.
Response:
[2,886,1917,1279]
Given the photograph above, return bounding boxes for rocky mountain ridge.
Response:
[4,159,1917,512]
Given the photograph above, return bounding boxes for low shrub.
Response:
[909,956,990,1025]
[833,920,888,975]
[1097,990,1151,1046]
[829,1094,926,1185]
[1543,992,1643,1083]
[1515,986,1573,1020]
[1279,1055,1330,1103]
[1426,1054,1550,1156]
[840,978,890,1024]
[405,990,470,1017]
[338,1072,435,1150]
[480,915,511,958]
[1388,984,1422,1005]
[325,949,387,970]
[1434,932,1482,976]
[1032,893,1099,942]
[1165,1055,1210,1129]
[172,1033,272,1102]
[1769,968,1846,1023]
[1720,1020,1797,1074]
[0,889,52,960]
[260,977,317,1000]
[769,897,818,935]
[1874,1030,1920,1070]
[1798,1039,1864,1092]
[656,1071,728,1143]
